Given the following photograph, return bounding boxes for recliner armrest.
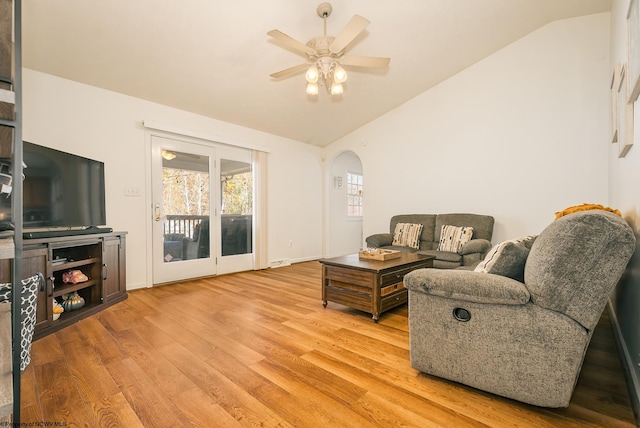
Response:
[404,269,530,305]
[365,233,393,248]
[459,239,492,255]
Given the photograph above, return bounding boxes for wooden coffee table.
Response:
[320,252,434,321]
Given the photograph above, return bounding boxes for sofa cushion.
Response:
[474,238,532,282]
[390,215,436,248]
[435,213,494,242]
[525,210,636,330]
[437,225,473,252]
[418,249,462,263]
[392,223,424,249]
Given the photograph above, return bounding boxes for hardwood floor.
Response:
[20,261,637,427]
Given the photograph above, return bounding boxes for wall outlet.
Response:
[288,240,293,247]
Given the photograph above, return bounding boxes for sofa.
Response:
[365,213,495,269]
[403,210,636,407]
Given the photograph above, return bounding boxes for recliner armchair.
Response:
[403,210,636,407]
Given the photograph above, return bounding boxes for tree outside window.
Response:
[347,172,363,217]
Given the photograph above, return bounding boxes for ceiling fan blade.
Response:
[330,15,370,54]
[270,63,310,79]
[341,55,390,69]
[268,30,316,56]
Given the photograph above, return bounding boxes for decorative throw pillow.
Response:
[437,225,473,253]
[474,236,535,282]
[555,203,621,219]
[0,273,42,372]
[0,282,10,303]
[519,235,537,250]
[392,223,423,249]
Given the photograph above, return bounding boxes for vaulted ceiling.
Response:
[22,0,611,147]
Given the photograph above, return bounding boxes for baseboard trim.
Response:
[126,281,149,291]
[269,256,320,268]
[607,300,640,427]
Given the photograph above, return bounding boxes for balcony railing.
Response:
[164,215,207,240]
[163,214,252,259]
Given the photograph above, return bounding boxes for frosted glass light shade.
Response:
[305,65,319,83]
[306,82,319,95]
[333,64,348,83]
[331,82,343,95]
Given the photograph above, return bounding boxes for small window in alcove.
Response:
[347,172,363,217]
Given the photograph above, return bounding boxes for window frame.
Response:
[346,171,363,218]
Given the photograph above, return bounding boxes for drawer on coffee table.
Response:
[380,266,418,287]
[325,265,374,289]
[381,281,404,296]
[324,285,371,313]
[381,288,408,312]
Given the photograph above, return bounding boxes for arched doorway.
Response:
[327,151,363,257]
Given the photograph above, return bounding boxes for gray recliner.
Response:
[403,210,636,407]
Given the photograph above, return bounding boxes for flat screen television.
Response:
[23,141,106,230]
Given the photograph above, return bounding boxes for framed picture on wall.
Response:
[611,64,620,144]
[618,64,634,157]
[628,0,640,102]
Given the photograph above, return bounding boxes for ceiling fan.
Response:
[268,2,390,96]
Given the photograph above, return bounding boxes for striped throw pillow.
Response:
[392,223,424,249]
[437,225,474,253]
[474,236,537,282]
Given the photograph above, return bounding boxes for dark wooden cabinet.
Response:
[0,232,128,340]
[102,235,126,303]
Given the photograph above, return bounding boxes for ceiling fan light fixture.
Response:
[268,3,390,98]
[306,82,319,95]
[305,65,319,83]
[333,64,348,83]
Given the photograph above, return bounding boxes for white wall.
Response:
[22,69,323,289]
[609,0,640,416]
[324,13,610,247]
[327,151,363,257]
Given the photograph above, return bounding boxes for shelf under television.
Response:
[52,279,98,298]
[51,257,99,272]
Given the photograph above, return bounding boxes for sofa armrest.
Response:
[404,269,530,305]
[366,233,393,248]
[459,238,492,256]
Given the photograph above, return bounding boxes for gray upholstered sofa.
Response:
[403,210,636,407]
[365,213,495,269]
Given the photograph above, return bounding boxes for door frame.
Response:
[144,129,257,286]
[150,135,217,284]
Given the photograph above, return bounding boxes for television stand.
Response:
[0,231,127,340]
[23,227,113,240]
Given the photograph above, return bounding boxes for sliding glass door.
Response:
[216,146,253,274]
[150,135,255,283]
[151,136,216,284]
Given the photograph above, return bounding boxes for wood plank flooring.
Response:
[20,261,637,427]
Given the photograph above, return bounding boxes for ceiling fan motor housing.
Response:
[306,36,338,59]
[317,2,332,18]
